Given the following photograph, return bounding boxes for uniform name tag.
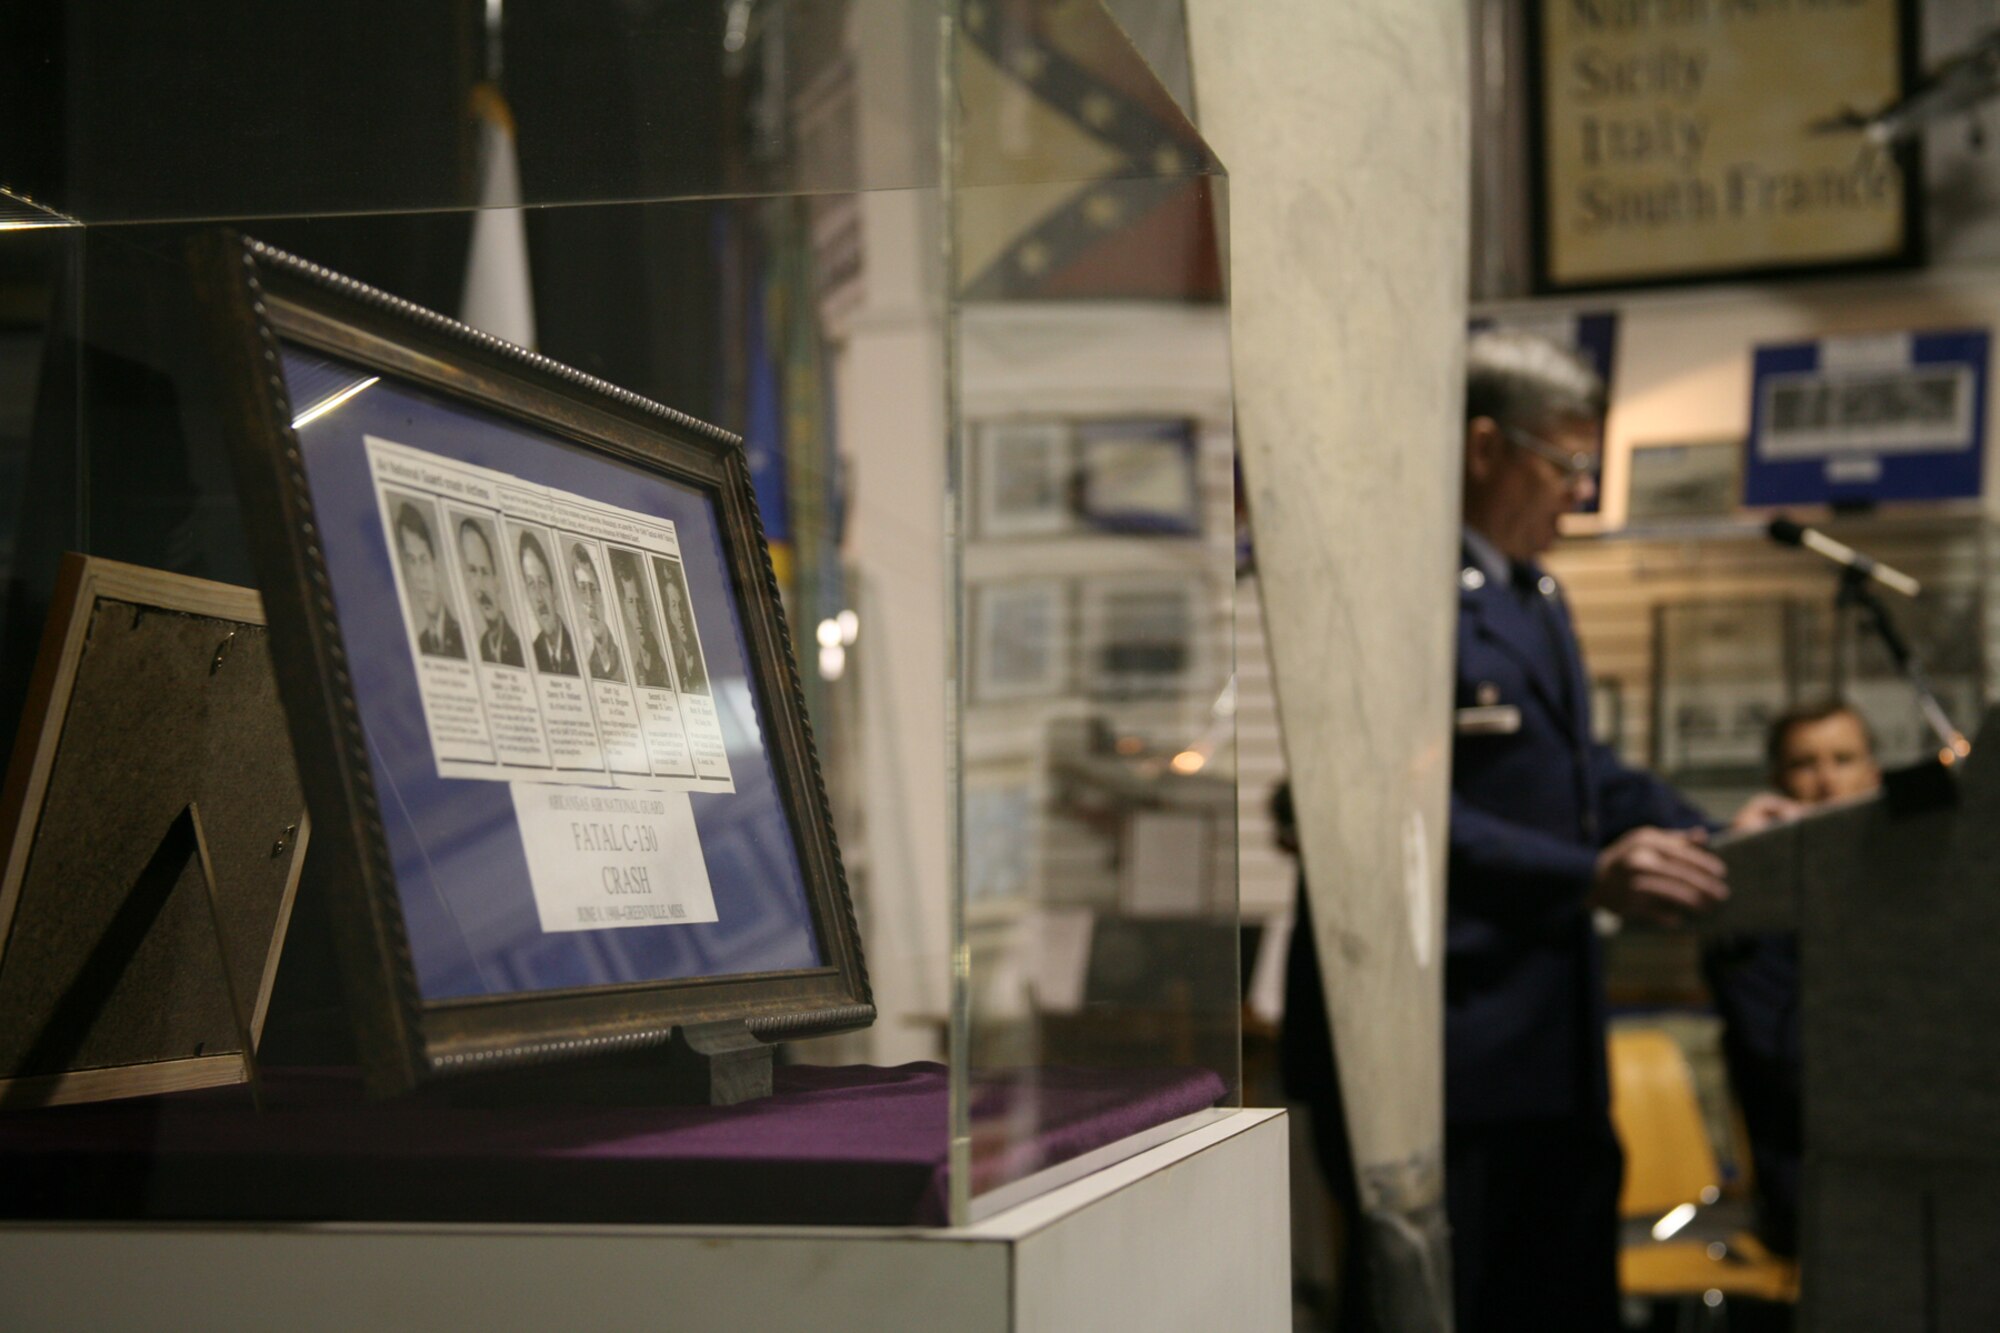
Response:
[1455,704,1521,735]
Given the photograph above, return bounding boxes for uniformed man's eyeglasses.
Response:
[1502,426,1600,482]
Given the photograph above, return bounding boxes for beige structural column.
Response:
[1187,4,1468,1329]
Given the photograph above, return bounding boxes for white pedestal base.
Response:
[0,1107,1287,1332]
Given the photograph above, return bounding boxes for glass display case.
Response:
[0,0,1237,1228]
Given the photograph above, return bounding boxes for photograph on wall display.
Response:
[450,510,527,669]
[1624,439,1742,526]
[977,420,1074,537]
[384,490,467,661]
[972,580,1069,702]
[198,234,872,1095]
[1745,329,1990,506]
[1082,576,1198,698]
[1652,598,1813,789]
[964,777,1036,903]
[652,554,710,696]
[1530,0,1915,291]
[1076,418,1199,534]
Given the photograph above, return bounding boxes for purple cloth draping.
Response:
[0,1061,1226,1226]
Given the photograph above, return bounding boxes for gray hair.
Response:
[1465,328,1605,429]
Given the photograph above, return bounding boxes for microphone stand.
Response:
[1836,565,1971,762]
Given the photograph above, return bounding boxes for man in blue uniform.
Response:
[1446,330,1787,1330]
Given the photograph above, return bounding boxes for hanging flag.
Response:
[956,0,1222,302]
[461,81,537,349]
[743,221,794,593]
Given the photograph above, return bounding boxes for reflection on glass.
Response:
[953,30,1238,1205]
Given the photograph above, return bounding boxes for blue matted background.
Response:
[283,344,824,1002]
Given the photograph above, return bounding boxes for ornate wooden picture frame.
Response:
[193,234,870,1099]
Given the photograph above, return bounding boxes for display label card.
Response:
[510,784,719,933]
[368,435,734,794]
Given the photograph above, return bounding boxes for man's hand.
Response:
[1728,791,1804,834]
[1589,826,1728,927]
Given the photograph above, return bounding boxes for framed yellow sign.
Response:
[1531,0,1918,291]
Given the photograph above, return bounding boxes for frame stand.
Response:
[1,802,264,1110]
[436,1022,773,1109]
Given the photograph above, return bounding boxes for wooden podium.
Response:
[1716,707,2000,1332]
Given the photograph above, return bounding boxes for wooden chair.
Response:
[1609,1027,1798,1321]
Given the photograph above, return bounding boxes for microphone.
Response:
[1766,517,1921,598]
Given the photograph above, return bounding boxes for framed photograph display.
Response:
[1624,438,1742,526]
[1651,598,1815,791]
[975,421,1074,538]
[1082,576,1199,699]
[0,555,308,1106]
[972,580,1070,703]
[194,235,870,1097]
[1743,329,1989,507]
[1076,419,1199,534]
[963,773,1036,905]
[1528,0,1918,292]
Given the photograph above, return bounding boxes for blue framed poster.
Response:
[1744,329,1990,507]
[1076,418,1200,535]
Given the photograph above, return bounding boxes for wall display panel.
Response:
[1081,576,1201,700]
[1744,328,1989,507]
[1625,437,1742,526]
[1076,419,1200,535]
[1530,0,1918,291]
[1652,597,1815,791]
[195,236,869,1096]
[975,422,1075,539]
[970,580,1072,704]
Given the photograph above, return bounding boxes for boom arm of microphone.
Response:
[1767,517,1922,598]
[1766,518,1968,760]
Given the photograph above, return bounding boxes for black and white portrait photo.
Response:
[651,555,709,696]
[453,511,525,668]
[608,546,671,690]
[513,526,580,677]
[569,541,626,683]
[389,493,466,660]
